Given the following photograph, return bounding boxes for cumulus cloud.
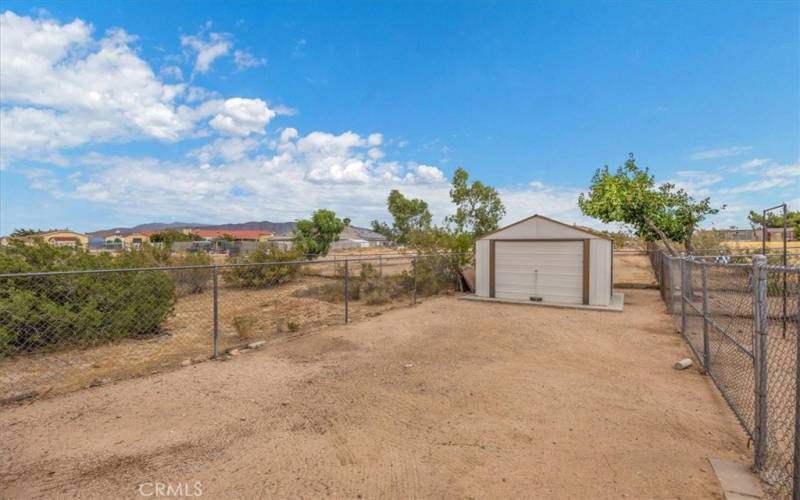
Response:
[0,11,279,164]
[233,49,266,70]
[206,98,275,136]
[0,11,603,231]
[181,31,231,74]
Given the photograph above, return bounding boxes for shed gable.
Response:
[481,215,602,240]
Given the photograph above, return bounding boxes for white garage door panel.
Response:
[494,241,583,304]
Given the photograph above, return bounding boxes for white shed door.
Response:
[495,241,583,304]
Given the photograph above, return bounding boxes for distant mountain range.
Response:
[88,220,299,238]
[87,220,383,239]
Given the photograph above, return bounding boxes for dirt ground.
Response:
[1,287,748,499]
[614,252,658,287]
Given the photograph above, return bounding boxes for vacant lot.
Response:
[1,287,747,499]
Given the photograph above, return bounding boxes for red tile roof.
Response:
[192,229,273,240]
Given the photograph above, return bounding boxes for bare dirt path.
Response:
[1,290,746,499]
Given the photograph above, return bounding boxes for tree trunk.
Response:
[643,215,678,256]
[684,225,695,256]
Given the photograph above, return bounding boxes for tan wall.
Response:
[39,231,89,248]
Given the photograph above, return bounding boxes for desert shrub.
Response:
[223,243,303,288]
[172,252,213,296]
[0,241,175,355]
[400,254,456,297]
[287,321,300,332]
[692,230,724,255]
[292,279,359,303]
[232,315,257,339]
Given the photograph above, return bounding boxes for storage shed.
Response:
[474,215,613,306]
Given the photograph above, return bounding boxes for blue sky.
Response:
[0,1,798,233]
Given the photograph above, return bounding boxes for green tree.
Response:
[294,209,348,257]
[747,209,800,234]
[148,229,202,247]
[578,154,722,256]
[370,190,433,245]
[446,167,506,237]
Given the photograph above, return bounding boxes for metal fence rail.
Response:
[0,252,470,402]
[650,251,800,498]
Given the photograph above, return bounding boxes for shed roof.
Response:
[477,214,611,241]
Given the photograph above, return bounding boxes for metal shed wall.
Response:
[474,215,612,306]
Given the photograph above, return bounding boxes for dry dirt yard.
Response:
[0,285,749,499]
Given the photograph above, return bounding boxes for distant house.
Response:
[716,228,758,242]
[266,233,295,251]
[1,230,90,249]
[103,231,154,250]
[266,226,389,252]
[716,227,796,243]
[333,226,389,249]
[185,229,273,242]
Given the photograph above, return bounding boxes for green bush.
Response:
[0,241,175,355]
[401,254,456,297]
[223,243,303,288]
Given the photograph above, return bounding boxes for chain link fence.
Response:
[650,250,800,498]
[0,253,469,402]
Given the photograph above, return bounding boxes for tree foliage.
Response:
[149,229,202,247]
[747,210,800,234]
[294,209,349,257]
[370,190,433,245]
[0,241,175,354]
[578,154,722,255]
[446,167,506,238]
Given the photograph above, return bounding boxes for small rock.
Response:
[674,358,693,370]
[229,349,240,356]
[180,359,192,367]
[404,363,414,368]
[248,340,266,349]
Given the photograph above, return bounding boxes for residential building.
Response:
[1,230,90,248]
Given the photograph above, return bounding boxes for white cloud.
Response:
[765,162,800,178]
[160,65,184,81]
[189,137,260,163]
[0,12,196,155]
[206,98,275,136]
[367,133,383,146]
[690,146,752,160]
[367,147,385,160]
[233,49,265,70]
[719,178,793,194]
[411,165,446,183]
[180,31,231,74]
[0,12,290,163]
[737,158,770,171]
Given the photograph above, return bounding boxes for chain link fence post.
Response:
[753,254,768,469]
[344,259,349,324]
[412,255,417,305]
[680,257,687,335]
[212,265,219,359]
[794,278,800,499]
[701,263,710,371]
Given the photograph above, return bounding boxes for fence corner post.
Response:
[752,254,768,470]
[212,265,219,359]
[344,259,349,324]
[701,263,710,371]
